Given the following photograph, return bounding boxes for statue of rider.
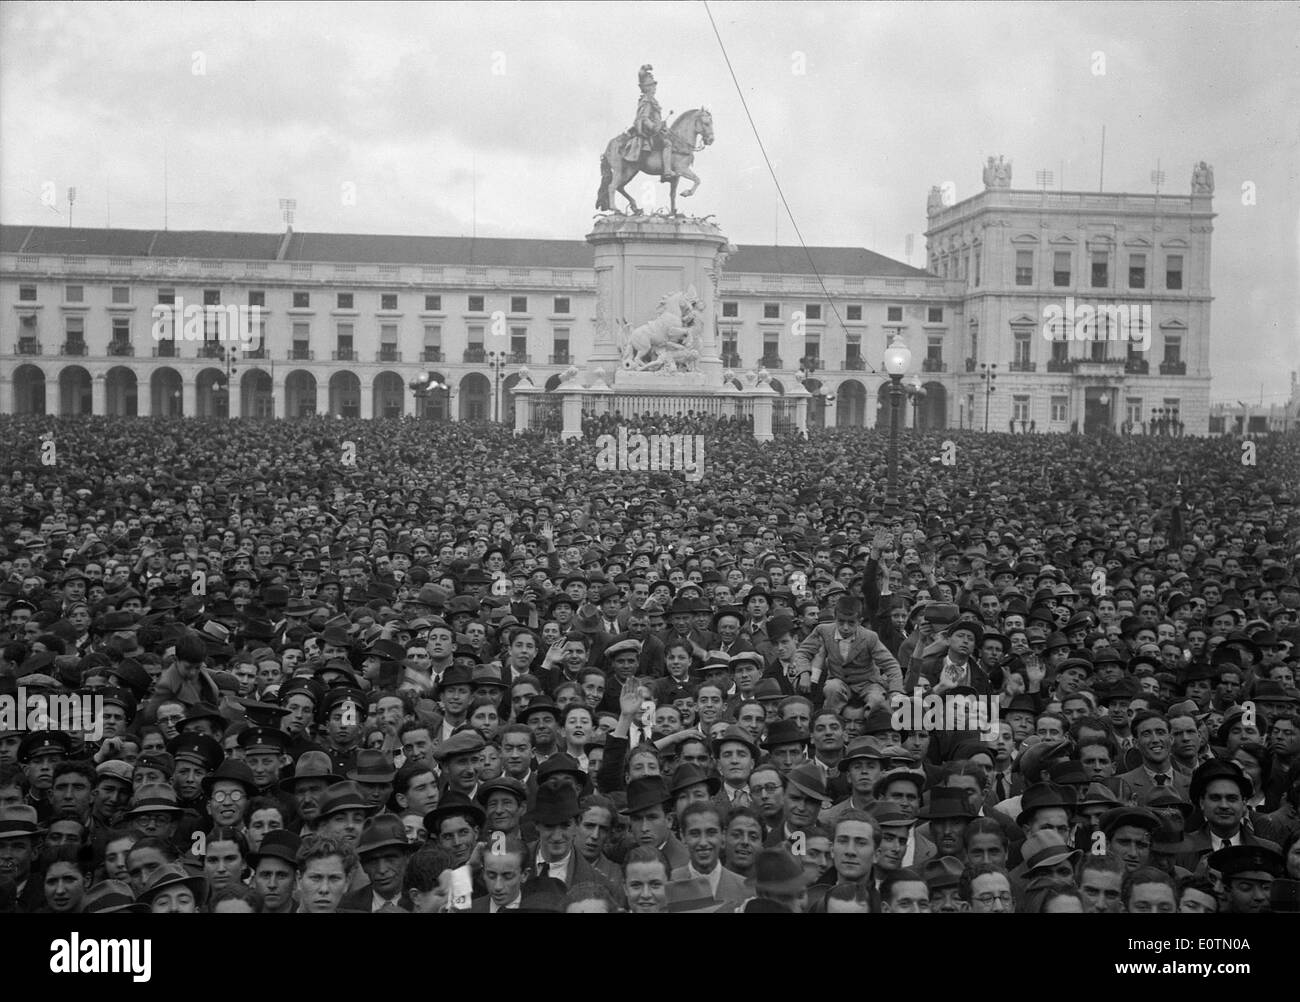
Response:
[631,64,676,180]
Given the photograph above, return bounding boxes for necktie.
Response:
[995,774,1008,802]
[734,788,751,807]
[1154,774,1169,786]
[537,861,550,879]
[378,901,403,913]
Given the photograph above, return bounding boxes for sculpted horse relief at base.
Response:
[619,288,704,373]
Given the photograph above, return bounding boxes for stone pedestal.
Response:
[586,215,733,386]
[513,381,541,434]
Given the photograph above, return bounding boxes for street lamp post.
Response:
[487,350,507,423]
[883,339,912,514]
[979,362,997,432]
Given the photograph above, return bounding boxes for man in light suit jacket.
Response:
[1174,759,1282,873]
[1118,711,1193,803]
[673,801,754,905]
[794,596,902,712]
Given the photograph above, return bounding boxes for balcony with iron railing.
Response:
[507,351,531,365]
[288,347,315,360]
[1125,358,1149,374]
[377,348,402,363]
[1159,360,1187,375]
[843,357,866,371]
[244,347,267,359]
[332,348,357,361]
[18,340,43,355]
[759,353,782,368]
[1046,359,1074,373]
[922,358,948,373]
[107,341,135,357]
[965,357,977,372]
[549,352,571,365]
[1008,360,1036,372]
[153,344,177,358]
[721,352,742,368]
[420,348,444,363]
[199,343,229,359]
[799,357,821,373]
[61,341,87,357]
[463,347,486,363]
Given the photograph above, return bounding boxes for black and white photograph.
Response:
[0,0,1297,975]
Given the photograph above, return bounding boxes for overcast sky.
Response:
[3,0,1296,404]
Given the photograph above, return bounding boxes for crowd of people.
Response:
[0,412,1297,915]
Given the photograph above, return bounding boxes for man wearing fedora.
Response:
[343,814,415,912]
[0,805,47,911]
[622,775,690,870]
[250,829,302,913]
[1175,760,1282,872]
[521,778,603,892]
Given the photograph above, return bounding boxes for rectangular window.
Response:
[510,328,528,356]
[1014,331,1031,367]
[1013,395,1030,422]
[158,288,176,305]
[294,291,311,308]
[510,296,528,314]
[112,317,130,342]
[1050,396,1068,422]
[1090,338,1109,362]
[1128,254,1146,289]
[292,322,310,339]
[424,324,442,346]
[847,305,862,321]
[846,339,862,361]
[804,304,822,321]
[974,250,981,287]
[380,293,398,310]
[1126,398,1144,425]
[111,286,130,304]
[1091,251,1109,288]
[1163,336,1182,365]
[203,290,221,306]
[804,338,820,360]
[722,301,738,318]
[66,285,84,302]
[1015,251,1033,285]
[887,305,903,322]
[467,325,484,346]
[763,336,779,354]
[1051,339,1069,363]
[927,306,943,323]
[553,296,570,314]
[552,328,570,363]
[1054,251,1071,287]
[1166,255,1183,290]
[248,290,265,308]
[468,295,485,312]
[19,284,36,301]
[763,303,780,319]
[380,324,398,344]
[425,294,442,311]
[66,316,85,339]
[337,292,353,309]
[927,336,943,363]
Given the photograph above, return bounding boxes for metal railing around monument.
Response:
[579,393,752,420]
